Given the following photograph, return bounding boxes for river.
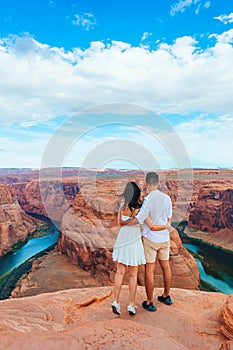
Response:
[0,226,59,279]
[183,241,233,295]
[0,227,233,296]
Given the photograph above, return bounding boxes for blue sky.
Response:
[0,0,233,169]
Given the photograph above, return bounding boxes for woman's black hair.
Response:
[121,181,141,212]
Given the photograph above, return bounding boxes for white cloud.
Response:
[170,0,211,16]
[61,115,233,170]
[141,32,152,42]
[195,3,201,15]
[0,132,50,168]
[204,1,211,9]
[140,32,153,49]
[210,28,233,43]
[176,115,233,167]
[62,126,180,170]
[170,0,192,16]
[0,30,233,128]
[20,120,44,128]
[72,12,97,31]
[214,12,233,25]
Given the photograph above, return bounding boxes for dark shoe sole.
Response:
[158,295,173,305]
[142,300,157,312]
[128,311,136,315]
[112,305,120,315]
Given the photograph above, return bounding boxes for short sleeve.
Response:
[167,196,172,219]
[135,196,151,224]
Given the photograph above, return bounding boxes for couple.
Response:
[112,172,173,316]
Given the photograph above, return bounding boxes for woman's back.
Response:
[121,205,139,218]
[119,205,140,228]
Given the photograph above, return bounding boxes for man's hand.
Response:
[166,222,173,232]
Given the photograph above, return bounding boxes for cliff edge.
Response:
[0,286,232,349]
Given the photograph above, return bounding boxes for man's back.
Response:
[136,189,172,243]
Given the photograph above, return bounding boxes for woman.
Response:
[112,181,170,316]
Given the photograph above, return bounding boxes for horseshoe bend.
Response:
[0,168,233,349]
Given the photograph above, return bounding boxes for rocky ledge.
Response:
[0,184,37,255]
[10,251,104,298]
[0,286,232,349]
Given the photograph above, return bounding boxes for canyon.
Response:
[0,168,233,286]
[0,168,233,348]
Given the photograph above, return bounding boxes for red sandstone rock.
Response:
[4,170,233,288]
[188,184,233,232]
[184,227,233,251]
[10,251,104,298]
[0,185,37,255]
[58,183,200,290]
[0,286,231,350]
[8,169,233,226]
[10,179,80,222]
[221,294,233,340]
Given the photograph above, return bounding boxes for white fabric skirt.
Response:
[112,225,146,266]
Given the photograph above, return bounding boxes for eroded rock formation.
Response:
[2,169,233,287]
[0,184,37,255]
[10,180,80,222]
[58,182,200,290]
[10,251,104,298]
[221,294,233,340]
[9,170,233,226]
[188,184,233,232]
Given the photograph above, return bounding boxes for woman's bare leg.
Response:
[113,262,126,303]
[128,265,139,305]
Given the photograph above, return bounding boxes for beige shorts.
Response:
[142,236,170,263]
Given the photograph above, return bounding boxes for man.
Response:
[121,172,173,311]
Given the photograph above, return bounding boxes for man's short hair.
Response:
[146,172,159,186]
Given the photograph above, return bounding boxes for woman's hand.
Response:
[120,218,132,226]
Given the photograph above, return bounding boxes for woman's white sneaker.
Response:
[127,305,137,315]
[112,301,121,315]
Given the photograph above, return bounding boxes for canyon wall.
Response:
[2,170,232,283]
[188,183,233,232]
[186,182,233,250]
[57,182,200,290]
[9,171,233,226]
[9,176,199,223]
[0,184,37,255]
[10,179,80,222]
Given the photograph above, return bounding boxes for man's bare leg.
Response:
[159,259,171,297]
[145,262,155,304]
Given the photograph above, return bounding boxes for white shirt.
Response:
[136,190,172,243]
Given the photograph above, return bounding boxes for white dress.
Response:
[112,215,146,266]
